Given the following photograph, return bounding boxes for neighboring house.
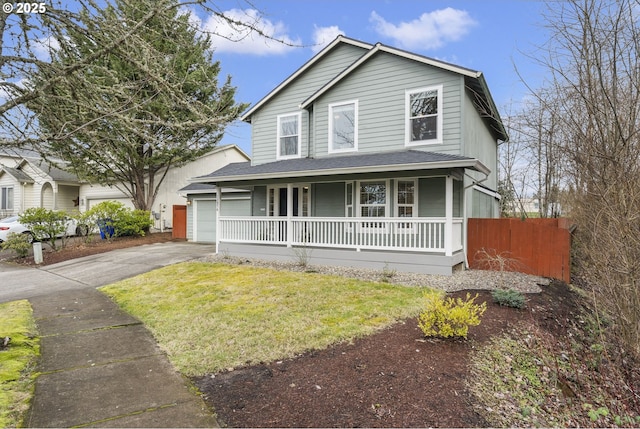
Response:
[0,148,81,218]
[516,198,562,218]
[180,36,508,274]
[0,145,249,230]
[178,183,252,243]
[78,144,250,230]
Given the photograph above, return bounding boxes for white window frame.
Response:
[345,182,354,217]
[394,179,418,218]
[405,85,443,146]
[276,112,302,160]
[1,186,13,210]
[357,179,389,230]
[328,100,358,154]
[266,184,310,217]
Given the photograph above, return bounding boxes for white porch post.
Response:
[444,175,453,256]
[215,185,221,254]
[286,183,293,247]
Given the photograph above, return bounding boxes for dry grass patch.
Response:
[100,262,430,376]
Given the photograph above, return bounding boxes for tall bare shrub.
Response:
[539,0,640,352]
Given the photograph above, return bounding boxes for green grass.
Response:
[100,262,432,376]
[0,300,40,428]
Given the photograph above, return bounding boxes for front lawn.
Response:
[100,262,431,376]
[0,300,39,428]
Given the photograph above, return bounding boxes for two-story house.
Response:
[189,36,508,275]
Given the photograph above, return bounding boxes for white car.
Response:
[0,216,80,243]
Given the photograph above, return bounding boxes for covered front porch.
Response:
[192,150,490,275]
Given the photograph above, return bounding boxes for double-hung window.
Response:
[406,85,443,145]
[396,180,416,218]
[1,186,13,211]
[359,180,387,229]
[277,112,301,159]
[329,101,357,153]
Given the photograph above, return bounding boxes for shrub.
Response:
[19,207,69,250]
[418,292,487,339]
[492,289,526,309]
[83,201,152,239]
[116,209,152,237]
[0,232,31,258]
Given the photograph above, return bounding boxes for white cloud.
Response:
[201,8,301,55]
[311,25,344,53]
[370,8,477,51]
[32,35,61,61]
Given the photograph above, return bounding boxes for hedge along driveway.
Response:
[100,262,434,376]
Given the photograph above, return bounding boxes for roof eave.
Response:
[191,159,489,184]
[241,35,373,122]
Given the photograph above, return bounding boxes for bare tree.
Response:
[0,0,291,146]
[538,0,640,353]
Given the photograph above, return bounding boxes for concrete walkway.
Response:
[1,242,219,428]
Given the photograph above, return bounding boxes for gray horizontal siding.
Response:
[312,53,463,157]
[219,242,464,275]
[251,44,368,165]
[312,182,345,217]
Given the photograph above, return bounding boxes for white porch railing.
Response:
[218,217,463,254]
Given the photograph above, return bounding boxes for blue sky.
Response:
[190,0,551,154]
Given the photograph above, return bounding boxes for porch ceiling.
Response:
[191,150,489,184]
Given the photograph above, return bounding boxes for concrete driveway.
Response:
[0,242,216,303]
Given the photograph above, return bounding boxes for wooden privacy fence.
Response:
[467,218,574,283]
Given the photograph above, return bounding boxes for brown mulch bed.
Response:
[193,281,580,428]
[6,235,589,427]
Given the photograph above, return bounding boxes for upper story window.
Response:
[329,101,358,153]
[406,85,443,146]
[277,112,301,159]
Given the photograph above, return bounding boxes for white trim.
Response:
[328,100,358,154]
[276,112,302,160]
[242,36,373,121]
[473,185,501,200]
[266,184,311,217]
[405,85,443,146]
[356,179,390,226]
[300,43,482,110]
[394,178,418,218]
[191,159,491,183]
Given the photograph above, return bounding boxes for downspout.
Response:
[306,105,313,158]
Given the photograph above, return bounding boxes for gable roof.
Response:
[0,166,34,183]
[191,149,489,183]
[240,36,373,122]
[21,158,80,183]
[241,35,508,142]
[299,40,508,142]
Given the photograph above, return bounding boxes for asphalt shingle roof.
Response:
[0,166,34,183]
[193,150,487,183]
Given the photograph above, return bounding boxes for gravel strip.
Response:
[200,254,548,293]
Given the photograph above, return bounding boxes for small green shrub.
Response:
[418,292,487,339]
[83,201,152,239]
[492,288,526,309]
[116,209,152,237]
[19,207,69,250]
[0,232,31,258]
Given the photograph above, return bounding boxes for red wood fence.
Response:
[467,218,574,283]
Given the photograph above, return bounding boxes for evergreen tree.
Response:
[29,0,248,210]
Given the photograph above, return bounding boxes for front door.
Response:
[269,185,309,217]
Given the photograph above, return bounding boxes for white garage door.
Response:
[194,200,216,243]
